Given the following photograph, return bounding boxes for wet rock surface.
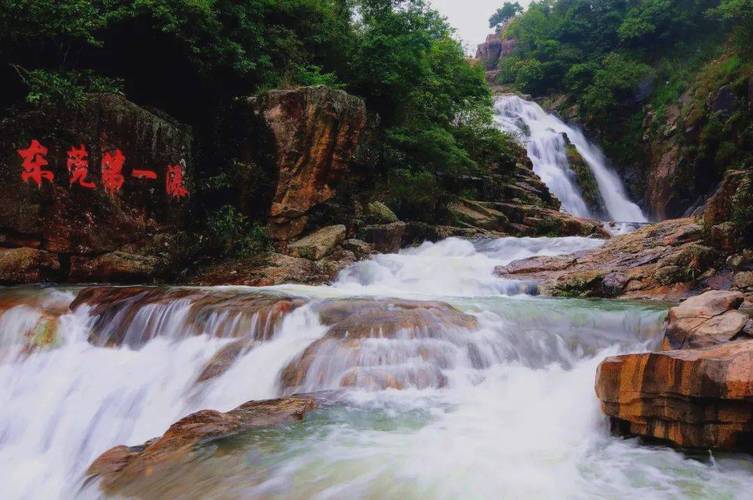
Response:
[71,286,305,347]
[497,218,713,301]
[596,290,753,451]
[86,395,319,495]
[281,299,479,392]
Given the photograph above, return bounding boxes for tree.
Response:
[489,2,523,31]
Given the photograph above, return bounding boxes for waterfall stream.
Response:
[2,237,753,499]
[494,95,648,223]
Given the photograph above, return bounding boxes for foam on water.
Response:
[0,235,751,499]
[495,94,648,223]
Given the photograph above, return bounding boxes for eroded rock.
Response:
[288,224,346,260]
[596,341,753,451]
[250,87,367,241]
[86,395,318,494]
[281,299,479,392]
[497,218,714,300]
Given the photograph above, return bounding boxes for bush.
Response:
[15,68,123,109]
[204,205,272,259]
[383,169,443,222]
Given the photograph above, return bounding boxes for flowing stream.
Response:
[494,95,648,224]
[2,236,753,499]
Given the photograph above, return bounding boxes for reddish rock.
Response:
[596,341,753,451]
[281,299,478,391]
[497,218,716,301]
[250,86,367,241]
[596,289,753,451]
[71,286,305,347]
[86,395,318,494]
[0,93,192,284]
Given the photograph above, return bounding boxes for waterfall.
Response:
[2,236,753,498]
[494,94,647,223]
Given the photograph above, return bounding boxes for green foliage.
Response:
[204,205,272,259]
[1,0,510,229]
[489,2,523,30]
[581,54,654,121]
[711,0,753,53]
[382,169,444,222]
[291,64,344,88]
[17,68,123,109]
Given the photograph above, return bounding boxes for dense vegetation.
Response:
[494,0,753,217]
[0,0,520,237]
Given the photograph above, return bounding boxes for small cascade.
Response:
[2,235,753,498]
[494,95,647,223]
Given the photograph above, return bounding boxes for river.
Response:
[2,237,753,499]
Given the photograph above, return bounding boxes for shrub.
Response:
[204,205,272,259]
[383,169,443,222]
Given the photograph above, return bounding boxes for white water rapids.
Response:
[494,95,648,224]
[2,236,753,499]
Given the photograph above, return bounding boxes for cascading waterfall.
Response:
[494,94,648,224]
[2,237,753,499]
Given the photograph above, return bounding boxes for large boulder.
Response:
[596,341,753,451]
[475,32,516,70]
[497,218,717,301]
[359,221,407,253]
[0,93,192,284]
[249,86,367,241]
[86,395,318,495]
[281,299,479,392]
[663,290,747,349]
[596,289,753,451]
[288,224,346,260]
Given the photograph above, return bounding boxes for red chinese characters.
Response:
[18,139,54,187]
[66,145,95,189]
[101,149,126,194]
[15,141,189,201]
[131,169,158,180]
[165,163,189,200]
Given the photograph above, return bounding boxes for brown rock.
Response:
[734,271,753,290]
[664,290,746,349]
[195,338,259,383]
[69,251,160,283]
[704,170,746,229]
[281,299,478,391]
[359,221,407,253]
[497,218,714,301]
[189,252,344,287]
[250,87,367,241]
[0,247,60,284]
[595,341,753,451]
[0,93,192,283]
[71,286,305,347]
[86,395,318,494]
[475,32,516,70]
[287,224,346,260]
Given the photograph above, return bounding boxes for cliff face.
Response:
[249,86,368,242]
[642,64,753,219]
[475,28,517,71]
[0,93,192,284]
